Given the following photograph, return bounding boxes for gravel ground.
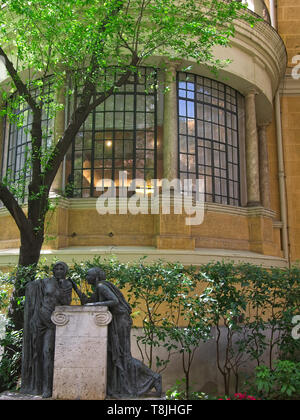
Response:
[0,391,47,400]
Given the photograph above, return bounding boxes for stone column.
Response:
[163,62,179,181]
[51,305,112,400]
[245,90,261,206]
[258,123,271,209]
[51,86,66,194]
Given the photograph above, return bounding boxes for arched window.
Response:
[177,72,245,206]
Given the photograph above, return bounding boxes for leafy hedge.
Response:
[0,258,299,398]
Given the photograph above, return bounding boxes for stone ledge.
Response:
[0,197,278,218]
[0,391,46,400]
[0,245,288,268]
[0,390,165,400]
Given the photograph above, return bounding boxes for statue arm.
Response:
[70,279,89,305]
[85,283,118,307]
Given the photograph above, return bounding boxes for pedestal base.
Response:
[51,305,112,400]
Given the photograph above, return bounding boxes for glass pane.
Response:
[187,101,195,118]
[146,132,155,149]
[187,119,195,136]
[188,137,195,154]
[179,117,187,135]
[180,136,187,153]
[125,113,134,129]
[124,141,133,156]
[179,100,187,117]
[180,154,188,171]
[115,95,125,111]
[125,95,134,110]
[137,95,145,110]
[136,132,145,148]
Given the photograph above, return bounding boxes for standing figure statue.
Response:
[76,267,162,398]
[21,261,73,398]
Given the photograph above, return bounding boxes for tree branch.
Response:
[0,46,38,113]
[0,181,31,236]
[44,51,139,189]
[87,57,139,112]
[43,0,139,190]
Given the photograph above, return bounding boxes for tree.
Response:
[0,0,254,326]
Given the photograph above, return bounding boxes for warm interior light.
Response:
[105,140,112,147]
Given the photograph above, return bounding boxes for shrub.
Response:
[0,258,299,398]
[253,360,300,400]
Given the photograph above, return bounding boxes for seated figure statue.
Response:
[76,267,162,398]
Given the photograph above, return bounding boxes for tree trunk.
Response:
[18,235,43,268]
[0,207,45,391]
[7,233,43,331]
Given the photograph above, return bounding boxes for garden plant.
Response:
[0,259,299,399]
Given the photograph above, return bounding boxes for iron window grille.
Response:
[177,72,243,206]
[68,67,158,198]
[3,79,54,203]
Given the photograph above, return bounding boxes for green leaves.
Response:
[2,258,299,396]
[0,1,259,262]
[254,360,300,400]
[0,0,258,92]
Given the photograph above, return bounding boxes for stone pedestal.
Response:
[51,305,112,400]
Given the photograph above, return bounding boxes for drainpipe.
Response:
[274,92,289,263]
[269,0,277,29]
[268,0,290,263]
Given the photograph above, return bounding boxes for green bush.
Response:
[0,258,299,397]
[166,378,209,400]
[253,360,300,400]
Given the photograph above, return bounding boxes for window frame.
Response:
[2,79,54,202]
[177,72,244,207]
[68,67,158,198]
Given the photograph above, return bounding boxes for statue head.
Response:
[86,267,106,285]
[53,261,69,280]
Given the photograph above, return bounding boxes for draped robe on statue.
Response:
[87,280,161,397]
[21,275,72,396]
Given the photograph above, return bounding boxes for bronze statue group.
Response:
[20,262,162,399]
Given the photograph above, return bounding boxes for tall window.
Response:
[67,67,158,198]
[178,72,244,206]
[2,80,54,201]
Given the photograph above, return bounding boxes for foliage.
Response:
[239,264,300,367]
[166,378,209,400]
[0,0,258,373]
[252,360,300,400]
[197,262,248,395]
[0,0,255,222]
[70,257,203,376]
[0,272,11,314]
[0,265,38,391]
[0,258,299,397]
[0,325,23,392]
[197,261,300,395]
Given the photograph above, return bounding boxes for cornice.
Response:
[0,245,288,269]
[0,196,278,220]
[233,18,287,88]
[279,74,300,97]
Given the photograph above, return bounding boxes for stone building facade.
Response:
[0,0,299,270]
